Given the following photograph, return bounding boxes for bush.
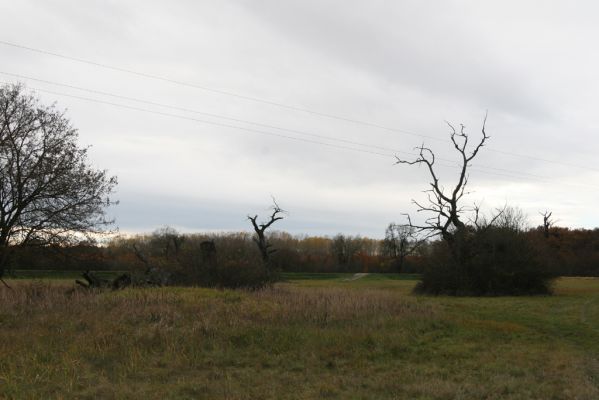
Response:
[174,234,275,289]
[214,259,272,289]
[416,226,556,296]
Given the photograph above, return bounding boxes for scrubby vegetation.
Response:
[6,223,599,286]
[3,202,597,294]
[6,230,423,290]
[416,226,556,295]
[1,276,598,399]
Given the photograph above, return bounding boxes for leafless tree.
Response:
[248,198,286,267]
[540,210,553,238]
[128,228,185,285]
[495,206,528,231]
[330,234,361,268]
[151,226,185,261]
[395,115,489,251]
[382,223,421,273]
[469,202,509,231]
[0,83,117,286]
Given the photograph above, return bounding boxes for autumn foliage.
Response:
[6,225,599,282]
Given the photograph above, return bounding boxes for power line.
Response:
[0,71,559,182]
[12,83,395,158]
[3,79,598,191]
[0,39,440,142]
[0,71,416,158]
[3,39,597,173]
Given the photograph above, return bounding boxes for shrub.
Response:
[174,234,274,289]
[415,226,556,296]
[214,259,272,289]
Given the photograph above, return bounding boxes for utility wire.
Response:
[2,39,597,172]
[9,83,394,158]
[0,71,415,158]
[0,39,440,143]
[0,71,559,182]
[3,79,597,191]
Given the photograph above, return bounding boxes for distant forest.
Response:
[7,225,599,277]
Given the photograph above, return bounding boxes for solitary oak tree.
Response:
[0,84,117,285]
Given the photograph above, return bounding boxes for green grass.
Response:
[281,272,354,281]
[0,276,598,399]
[281,272,420,281]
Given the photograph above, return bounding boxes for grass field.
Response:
[0,274,598,399]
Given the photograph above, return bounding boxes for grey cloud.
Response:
[240,0,560,121]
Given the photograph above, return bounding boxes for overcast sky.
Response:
[1,1,599,237]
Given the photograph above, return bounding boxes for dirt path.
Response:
[343,273,370,281]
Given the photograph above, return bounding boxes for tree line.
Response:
[7,229,420,274]
[6,222,599,277]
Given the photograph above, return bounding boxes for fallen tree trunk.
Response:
[76,270,132,290]
[75,268,171,290]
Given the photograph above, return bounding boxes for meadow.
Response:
[0,274,598,399]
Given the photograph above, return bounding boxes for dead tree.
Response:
[76,270,132,290]
[540,210,553,238]
[76,270,108,289]
[395,116,489,256]
[129,243,171,286]
[248,199,286,267]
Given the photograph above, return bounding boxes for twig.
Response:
[0,277,12,290]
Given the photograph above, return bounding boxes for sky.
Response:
[1,0,599,238]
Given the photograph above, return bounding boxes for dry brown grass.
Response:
[0,282,433,325]
[0,279,598,399]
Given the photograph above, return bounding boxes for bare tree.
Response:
[382,223,421,273]
[0,83,117,286]
[330,234,361,269]
[496,206,528,231]
[540,210,553,238]
[151,226,185,261]
[395,116,489,252]
[469,202,508,231]
[248,198,286,268]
